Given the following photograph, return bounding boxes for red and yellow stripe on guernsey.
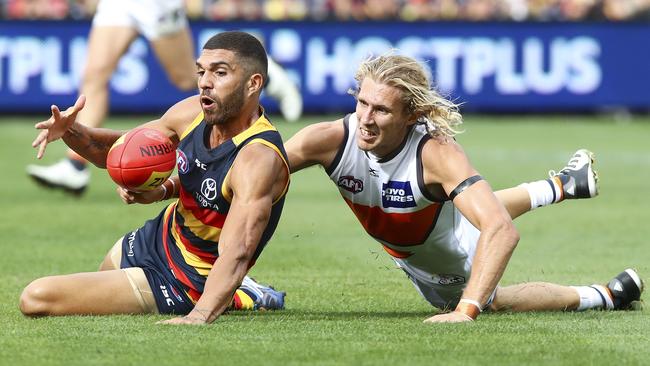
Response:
[343,198,441,248]
[171,187,227,275]
[176,186,224,243]
[161,203,202,302]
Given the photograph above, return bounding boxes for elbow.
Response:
[490,218,520,252]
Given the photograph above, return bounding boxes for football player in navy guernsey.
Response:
[284,54,643,323]
[21,31,289,325]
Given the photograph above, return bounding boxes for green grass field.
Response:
[1,114,649,366]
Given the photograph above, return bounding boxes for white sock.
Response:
[519,179,562,210]
[572,285,614,311]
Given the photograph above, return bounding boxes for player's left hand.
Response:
[423,311,474,324]
[117,186,165,205]
[157,315,208,325]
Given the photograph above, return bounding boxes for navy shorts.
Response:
[120,208,195,315]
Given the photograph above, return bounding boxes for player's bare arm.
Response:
[285,119,345,172]
[161,143,289,325]
[32,94,201,168]
[142,95,203,144]
[421,139,520,323]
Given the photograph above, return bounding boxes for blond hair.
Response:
[352,54,463,138]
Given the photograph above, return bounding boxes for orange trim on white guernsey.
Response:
[343,197,441,247]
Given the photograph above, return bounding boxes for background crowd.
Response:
[2,0,650,22]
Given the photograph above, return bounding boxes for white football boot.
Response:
[26,159,90,195]
[266,58,303,122]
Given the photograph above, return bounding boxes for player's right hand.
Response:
[31,95,86,159]
[117,186,165,205]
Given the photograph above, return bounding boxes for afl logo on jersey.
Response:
[201,178,218,200]
[338,176,364,193]
[177,149,189,174]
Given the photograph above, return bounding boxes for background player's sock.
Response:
[67,150,88,171]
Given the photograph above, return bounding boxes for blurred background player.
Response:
[25,0,302,195]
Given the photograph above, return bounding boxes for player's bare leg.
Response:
[494,187,531,220]
[490,269,644,312]
[97,237,286,311]
[99,238,124,271]
[19,269,155,316]
[26,26,138,194]
[494,149,599,220]
[490,282,580,311]
[149,28,197,91]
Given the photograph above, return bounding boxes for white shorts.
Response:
[394,213,496,310]
[92,0,188,40]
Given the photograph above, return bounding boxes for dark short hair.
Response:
[203,31,268,83]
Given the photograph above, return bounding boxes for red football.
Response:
[106,128,176,192]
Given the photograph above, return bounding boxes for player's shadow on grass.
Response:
[228,309,434,320]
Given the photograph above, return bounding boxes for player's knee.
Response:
[81,64,115,87]
[19,278,57,317]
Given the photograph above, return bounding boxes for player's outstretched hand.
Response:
[157,316,208,325]
[117,186,165,205]
[423,311,474,324]
[31,95,86,159]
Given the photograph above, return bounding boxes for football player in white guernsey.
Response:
[285,54,643,323]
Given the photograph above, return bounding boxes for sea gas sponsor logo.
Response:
[382,181,416,208]
[338,175,363,193]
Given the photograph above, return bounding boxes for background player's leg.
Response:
[20,270,153,316]
[149,28,197,91]
[78,25,139,129]
[26,26,138,194]
[266,58,303,122]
